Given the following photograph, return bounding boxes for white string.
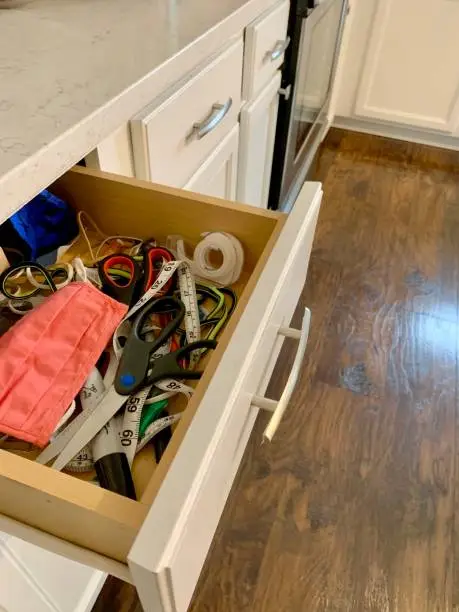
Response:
[77,211,143,264]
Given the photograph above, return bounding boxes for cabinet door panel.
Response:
[237,71,281,208]
[184,125,239,200]
[242,0,289,100]
[355,0,459,132]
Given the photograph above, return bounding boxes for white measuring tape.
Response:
[116,259,200,466]
[172,232,244,286]
[118,386,151,466]
[65,368,105,472]
[136,413,182,453]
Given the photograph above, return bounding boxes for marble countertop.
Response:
[0,0,274,222]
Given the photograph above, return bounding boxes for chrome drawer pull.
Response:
[185,98,233,143]
[252,307,311,442]
[264,37,290,63]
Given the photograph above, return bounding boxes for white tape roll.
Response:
[174,232,244,286]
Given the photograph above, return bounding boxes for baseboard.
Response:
[333,116,459,151]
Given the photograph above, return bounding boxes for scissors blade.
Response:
[37,386,126,471]
[52,385,127,471]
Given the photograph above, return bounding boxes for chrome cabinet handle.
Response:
[185,98,233,143]
[264,37,291,63]
[252,307,311,442]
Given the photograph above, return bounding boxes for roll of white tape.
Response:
[174,232,244,286]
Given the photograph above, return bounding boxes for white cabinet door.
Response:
[242,0,289,100]
[354,0,459,132]
[237,71,281,208]
[183,125,239,199]
[0,534,104,612]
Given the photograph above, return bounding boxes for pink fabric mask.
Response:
[0,282,127,447]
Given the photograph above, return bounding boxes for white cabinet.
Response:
[0,533,104,612]
[237,72,281,208]
[242,0,289,100]
[336,0,459,137]
[355,0,459,132]
[130,39,243,189]
[184,126,239,199]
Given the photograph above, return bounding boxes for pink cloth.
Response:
[0,282,127,447]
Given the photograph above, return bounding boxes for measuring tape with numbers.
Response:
[136,413,182,453]
[64,367,104,472]
[116,259,200,466]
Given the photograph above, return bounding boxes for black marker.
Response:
[92,419,136,500]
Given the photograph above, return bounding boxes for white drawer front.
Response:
[184,125,239,200]
[131,39,243,188]
[229,186,321,480]
[243,0,290,101]
[128,183,323,612]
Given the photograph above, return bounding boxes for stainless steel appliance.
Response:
[269,0,349,211]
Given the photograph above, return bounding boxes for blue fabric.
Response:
[9,190,78,260]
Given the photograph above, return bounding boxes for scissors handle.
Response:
[115,296,185,395]
[142,247,175,295]
[147,339,218,385]
[0,262,57,300]
[98,254,140,305]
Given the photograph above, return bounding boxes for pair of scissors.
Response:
[0,262,67,316]
[115,295,216,395]
[0,262,64,300]
[98,254,140,305]
[38,295,216,471]
[98,246,175,306]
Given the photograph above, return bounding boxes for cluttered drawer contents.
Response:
[0,166,324,580]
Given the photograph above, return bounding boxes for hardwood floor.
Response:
[92,129,459,611]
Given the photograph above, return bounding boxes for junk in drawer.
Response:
[0,196,246,504]
[0,168,321,612]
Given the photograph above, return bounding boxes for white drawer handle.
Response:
[264,37,291,63]
[252,307,311,442]
[185,98,233,143]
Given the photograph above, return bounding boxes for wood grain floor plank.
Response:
[257,309,457,611]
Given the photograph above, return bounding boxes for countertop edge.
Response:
[0,0,277,223]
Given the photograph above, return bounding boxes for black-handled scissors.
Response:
[99,247,176,306]
[115,295,216,395]
[98,254,140,306]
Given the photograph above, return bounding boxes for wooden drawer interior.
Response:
[0,167,285,563]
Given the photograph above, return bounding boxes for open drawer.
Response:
[0,168,322,612]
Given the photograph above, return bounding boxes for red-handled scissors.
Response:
[141,246,175,295]
[98,246,175,307]
[98,254,140,305]
[141,246,178,350]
